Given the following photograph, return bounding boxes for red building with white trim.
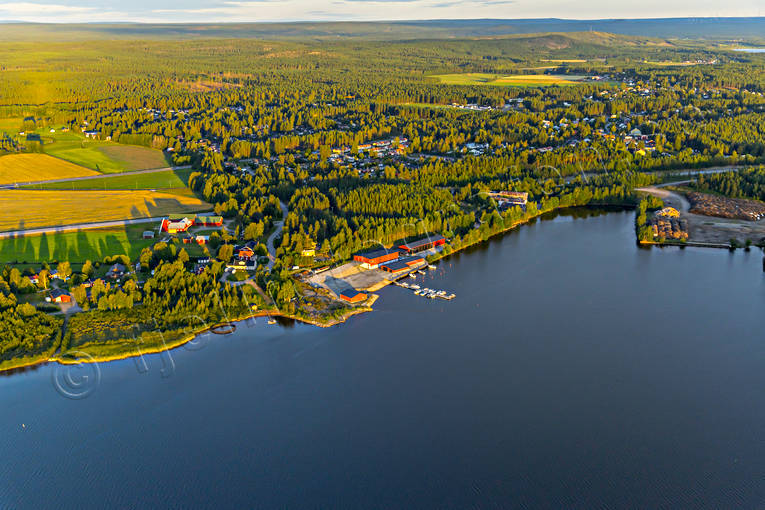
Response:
[398,235,446,254]
[353,248,399,269]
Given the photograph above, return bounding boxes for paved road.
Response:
[0,217,164,239]
[0,165,192,189]
[265,201,289,272]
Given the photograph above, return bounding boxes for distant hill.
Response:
[0,18,763,42]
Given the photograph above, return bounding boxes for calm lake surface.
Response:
[2,209,765,509]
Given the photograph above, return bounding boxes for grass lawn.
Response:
[0,224,158,263]
[37,131,170,173]
[21,168,194,190]
[430,73,584,87]
[0,189,211,232]
[0,153,99,185]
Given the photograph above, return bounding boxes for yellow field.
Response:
[0,190,211,231]
[0,154,98,185]
[644,61,705,67]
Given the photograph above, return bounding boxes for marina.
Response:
[395,278,456,300]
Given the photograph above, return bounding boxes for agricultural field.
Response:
[0,153,98,185]
[22,168,193,190]
[97,145,171,172]
[0,224,159,263]
[429,73,586,87]
[0,189,211,232]
[38,131,170,173]
[0,117,22,136]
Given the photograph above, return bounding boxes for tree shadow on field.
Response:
[38,232,50,262]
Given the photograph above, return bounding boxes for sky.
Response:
[0,0,762,23]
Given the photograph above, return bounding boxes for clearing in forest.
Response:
[430,73,584,87]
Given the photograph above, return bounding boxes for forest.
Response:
[691,166,765,201]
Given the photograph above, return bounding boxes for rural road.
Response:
[635,165,748,214]
[265,201,289,272]
[0,165,192,189]
[0,217,164,239]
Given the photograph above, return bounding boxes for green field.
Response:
[0,117,22,136]
[430,73,585,87]
[401,103,453,109]
[0,225,158,263]
[36,130,170,173]
[21,168,193,190]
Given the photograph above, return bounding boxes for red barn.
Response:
[161,216,194,233]
[198,215,224,227]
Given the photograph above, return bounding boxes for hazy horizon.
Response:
[0,0,762,24]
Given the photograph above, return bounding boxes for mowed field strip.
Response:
[0,225,158,263]
[0,153,99,185]
[21,167,193,190]
[430,73,584,87]
[0,189,211,231]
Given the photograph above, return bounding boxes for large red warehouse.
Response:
[353,248,399,268]
[398,235,446,254]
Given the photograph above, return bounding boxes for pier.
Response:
[395,278,455,300]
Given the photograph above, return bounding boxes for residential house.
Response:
[47,289,72,304]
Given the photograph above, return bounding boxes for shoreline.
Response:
[0,301,378,374]
[639,239,734,249]
[0,204,628,375]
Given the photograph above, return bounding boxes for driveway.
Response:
[265,201,288,272]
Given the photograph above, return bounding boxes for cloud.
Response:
[0,1,139,21]
[2,0,762,23]
[0,2,96,14]
[150,0,527,21]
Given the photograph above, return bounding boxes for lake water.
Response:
[2,209,765,509]
[735,48,765,53]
